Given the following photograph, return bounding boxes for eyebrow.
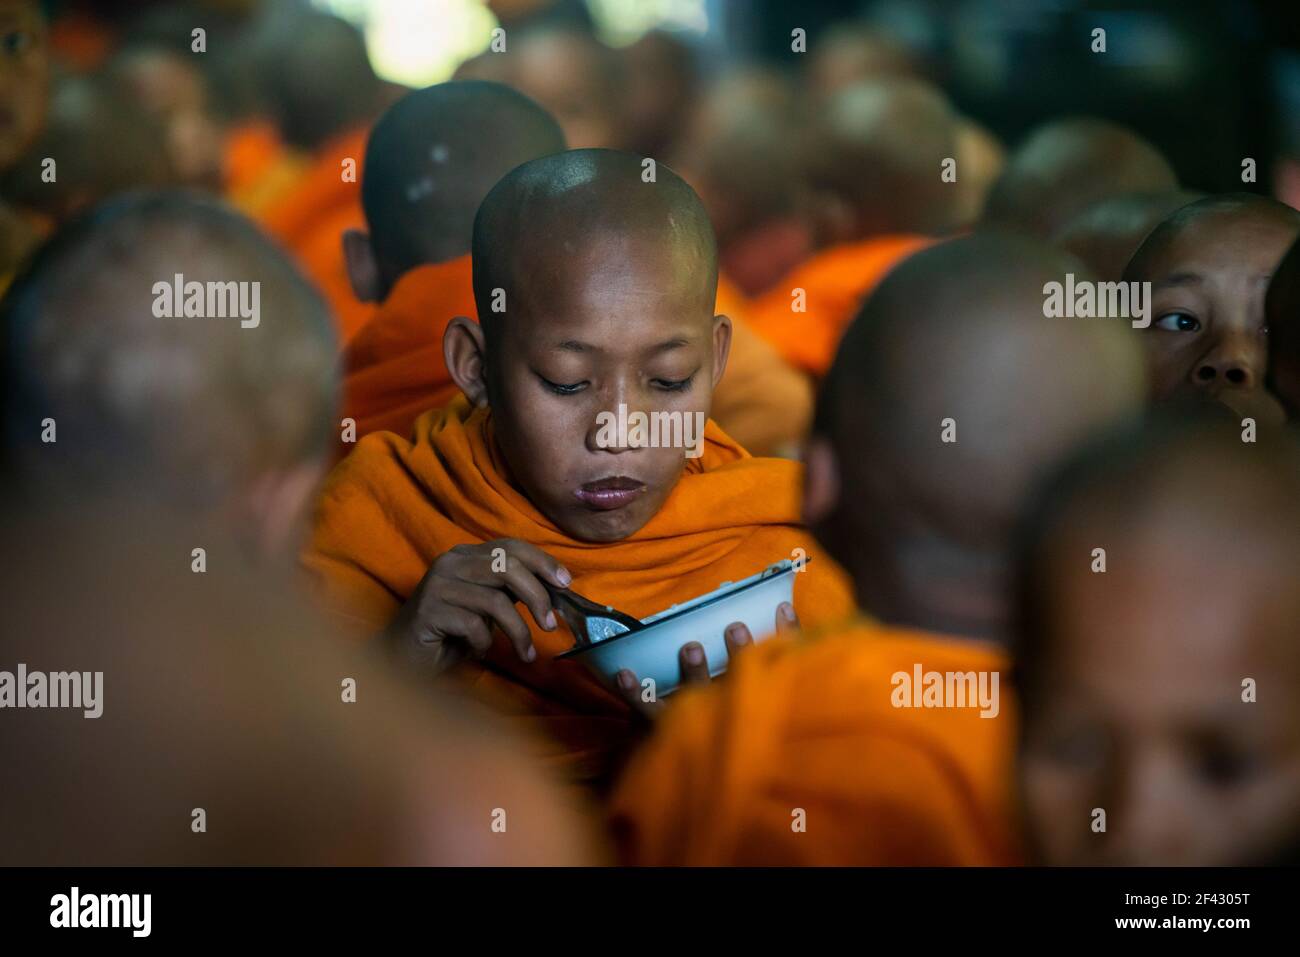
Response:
[1152,272,1204,290]
[550,337,693,355]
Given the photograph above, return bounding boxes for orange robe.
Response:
[339,257,476,447]
[258,127,371,344]
[303,397,856,781]
[223,120,310,219]
[338,263,813,455]
[747,235,933,376]
[609,617,1021,865]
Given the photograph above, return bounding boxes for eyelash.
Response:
[539,374,696,395]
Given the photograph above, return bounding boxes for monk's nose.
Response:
[1192,343,1262,391]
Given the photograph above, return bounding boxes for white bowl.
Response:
[558,560,797,698]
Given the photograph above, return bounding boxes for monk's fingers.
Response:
[428,604,494,659]
[724,622,754,658]
[493,538,572,589]
[775,601,800,635]
[441,582,536,663]
[445,551,554,632]
[615,669,663,719]
[679,642,711,685]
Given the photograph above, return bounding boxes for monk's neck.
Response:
[850,536,1011,645]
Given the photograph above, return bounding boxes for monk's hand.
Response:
[613,603,796,719]
[387,538,571,673]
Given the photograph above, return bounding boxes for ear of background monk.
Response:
[257,126,371,344]
[303,395,856,783]
[340,265,812,456]
[609,622,1019,865]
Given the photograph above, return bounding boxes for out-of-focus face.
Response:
[0,0,49,173]
[117,52,225,190]
[512,35,622,150]
[1020,518,1300,865]
[1131,208,1298,424]
[486,230,725,543]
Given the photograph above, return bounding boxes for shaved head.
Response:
[984,118,1178,238]
[804,78,958,241]
[1267,237,1300,418]
[472,147,717,347]
[1125,193,1300,282]
[810,233,1146,635]
[1053,190,1203,281]
[361,81,564,280]
[2,192,336,510]
[1016,417,1300,865]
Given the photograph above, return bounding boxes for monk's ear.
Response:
[710,313,732,387]
[445,316,490,407]
[801,435,841,526]
[342,229,383,303]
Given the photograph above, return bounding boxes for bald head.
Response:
[260,10,381,151]
[810,233,1146,634]
[472,148,717,345]
[1016,417,1300,865]
[1053,189,1203,281]
[360,82,564,282]
[984,118,1178,238]
[804,78,958,242]
[2,192,336,522]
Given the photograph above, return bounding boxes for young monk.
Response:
[1051,189,1202,281]
[982,117,1179,239]
[608,234,1148,864]
[622,29,698,161]
[1266,236,1300,418]
[0,504,599,866]
[1123,193,1300,425]
[1016,417,1300,866]
[0,0,49,292]
[339,81,566,446]
[304,149,856,785]
[506,27,627,150]
[2,191,336,559]
[746,78,954,375]
[256,10,385,344]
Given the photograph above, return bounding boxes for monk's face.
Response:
[1132,208,1297,423]
[486,230,724,543]
[0,0,49,172]
[513,36,622,150]
[1020,522,1300,866]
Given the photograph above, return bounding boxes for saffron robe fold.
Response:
[747,235,932,376]
[258,127,371,344]
[339,262,814,455]
[303,396,856,780]
[608,617,1022,865]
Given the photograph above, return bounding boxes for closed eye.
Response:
[653,373,696,393]
[1153,311,1201,333]
[538,375,588,396]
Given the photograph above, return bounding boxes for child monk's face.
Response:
[487,232,725,543]
[1132,207,1297,422]
[0,0,49,173]
[1020,519,1300,866]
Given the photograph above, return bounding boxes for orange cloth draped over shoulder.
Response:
[258,127,371,344]
[338,264,813,455]
[609,618,1022,865]
[339,257,476,446]
[302,396,856,781]
[747,235,933,376]
[223,120,311,219]
[711,274,813,456]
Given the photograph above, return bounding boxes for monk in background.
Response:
[1016,417,1300,866]
[1123,193,1300,425]
[339,81,565,448]
[1266,236,1300,418]
[610,234,1147,864]
[305,150,855,786]
[746,78,955,375]
[982,117,1179,240]
[1051,189,1202,281]
[256,9,387,344]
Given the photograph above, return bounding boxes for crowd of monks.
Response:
[2,0,1299,868]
